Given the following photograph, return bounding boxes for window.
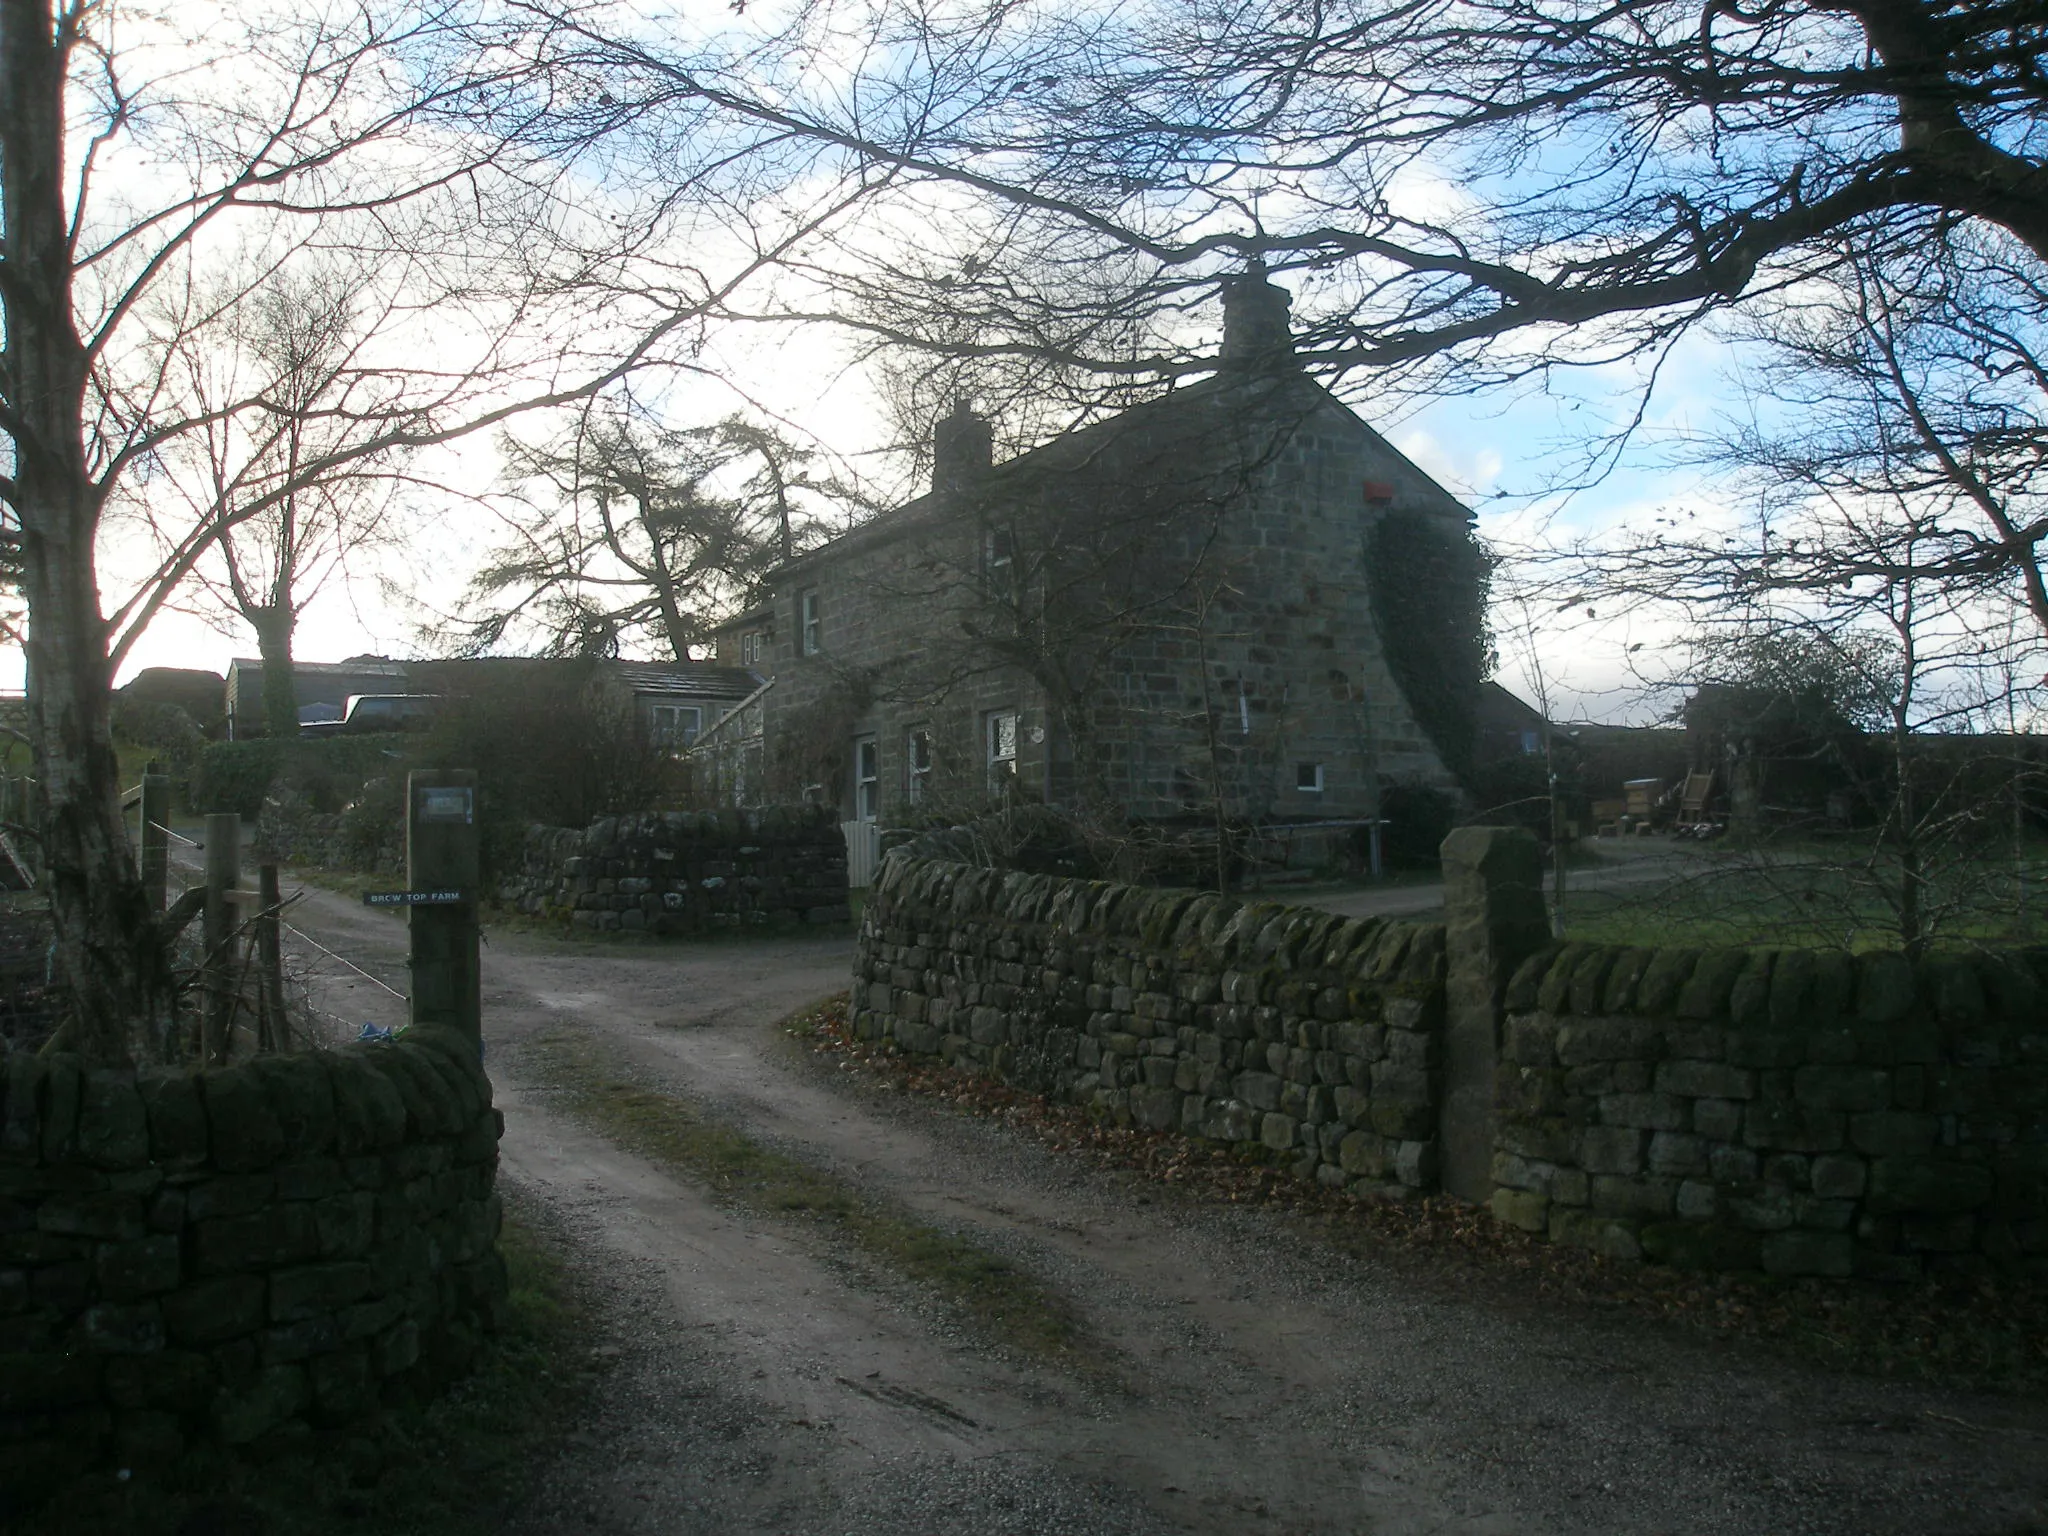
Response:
[983,527,1014,595]
[800,590,821,655]
[739,630,764,665]
[986,710,1019,790]
[852,735,879,821]
[1296,762,1324,793]
[650,705,703,749]
[906,727,933,804]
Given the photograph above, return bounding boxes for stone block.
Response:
[1232,1071,1283,1112]
[1368,1061,1432,1104]
[1848,1111,1937,1158]
[1648,1132,1708,1178]
[1676,949,1748,1019]
[1866,1158,1993,1215]
[213,1362,309,1445]
[1131,1087,1180,1132]
[1793,1065,1892,1112]
[1600,1093,1686,1131]
[1261,1113,1299,1153]
[1675,1180,1718,1221]
[1579,1126,1646,1175]
[1555,1019,1658,1065]
[1338,1131,1389,1178]
[1368,1101,1434,1141]
[1762,1230,1854,1277]
[76,1072,149,1169]
[1590,1175,1674,1220]
[1811,1154,1868,1199]
[270,1261,375,1322]
[194,1204,321,1274]
[37,1190,145,1242]
[201,1066,286,1173]
[0,1350,101,1411]
[1742,1101,1845,1153]
[186,1174,277,1222]
[1642,1221,1760,1271]
[1654,1060,1756,1100]
[1855,952,1917,1023]
[96,1234,183,1302]
[1198,1100,1255,1143]
[1491,1188,1548,1232]
[81,1300,165,1354]
[1691,1098,1743,1142]
[1548,1208,1642,1261]
[1394,1140,1436,1188]
[164,1274,269,1347]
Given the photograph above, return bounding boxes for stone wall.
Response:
[852,856,1452,1190]
[0,1027,506,1502]
[853,840,2048,1281]
[501,807,851,933]
[1491,944,2048,1279]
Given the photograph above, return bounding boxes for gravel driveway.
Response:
[276,878,2048,1536]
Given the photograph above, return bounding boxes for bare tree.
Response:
[144,264,417,738]
[0,0,890,1061]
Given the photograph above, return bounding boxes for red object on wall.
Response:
[1362,479,1396,503]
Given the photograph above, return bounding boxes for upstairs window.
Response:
[986,710,1019,790]
[739,630,764,665]
[906,727,933,804]
[983,528,1015,595]
[1296,762,1324,793]
[800,590,821,655]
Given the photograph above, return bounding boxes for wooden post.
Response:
[406,771,481,1050]
[139,772,170,913]
[257,862,287,1052]
[202,812,241,1066]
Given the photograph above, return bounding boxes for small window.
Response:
[739,630,764,665]
[650,704,703,749]
[906,727,933,804]
[800,590,821,655]
[983,527,1014,594]
[986,710,1019,790]
[852,735,879,821]
[1296,762,1324,793]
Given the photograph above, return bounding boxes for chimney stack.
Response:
[1220,257,1299,374]
[933,397,992,496]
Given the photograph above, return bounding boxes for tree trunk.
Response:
[251,606,302,739]
[3,0,175,1064]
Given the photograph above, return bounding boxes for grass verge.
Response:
[15,1191,601,1536]
[798,996,2048,1398]
[523,1022,1089,1369]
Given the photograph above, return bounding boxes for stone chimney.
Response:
[933,397,992,496]
[1219,258,1299,373]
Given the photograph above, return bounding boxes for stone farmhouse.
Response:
[698,268,1489,843]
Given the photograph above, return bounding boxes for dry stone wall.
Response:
[852,856,1452,1190]
[0,1027,505,1504]
[501,807,851,933]
[1492,943,2048,1279]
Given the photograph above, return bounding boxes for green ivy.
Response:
[1367,511,1493,779]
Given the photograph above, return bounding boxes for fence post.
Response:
[256,862,287,1052]
[406,771,481,1050]
[139,772,170,913]
[1439,826,1550,1204]
[202,812,241,1065]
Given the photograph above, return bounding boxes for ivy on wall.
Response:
[1367,511,1494,779]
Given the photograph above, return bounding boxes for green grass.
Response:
[15,1196,599,1535]
[526,1019,1092,1368]
[1559,846,2048,952]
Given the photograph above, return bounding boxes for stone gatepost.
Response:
[1439,826,1550,1203]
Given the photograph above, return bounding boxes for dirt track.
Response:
[279,880,2048,1536]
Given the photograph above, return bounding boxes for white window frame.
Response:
[1296,762,1325,793]
[906,727,933,805]
[852,735,879,822]
[800,590,822,655]
[739,630,763,665]
[649,704,704,750]
[986,709,1020,791]
[983,527,1015,595]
